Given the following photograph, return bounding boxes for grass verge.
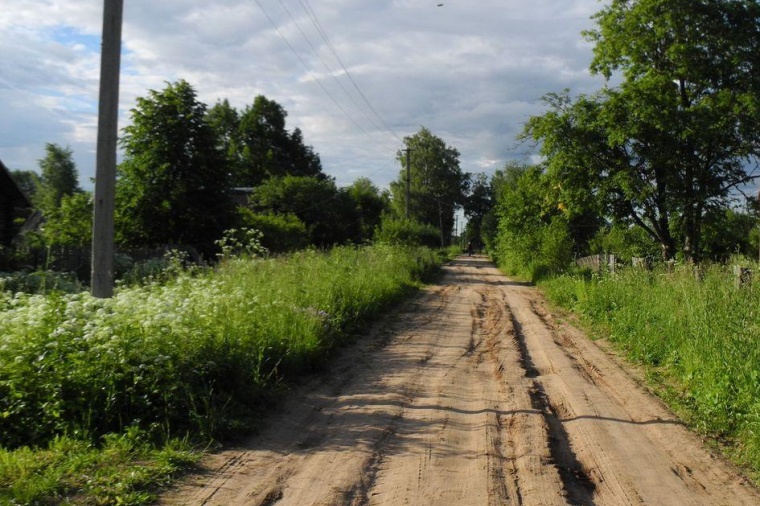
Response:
[537,263,760,480]
[0,244,443,504]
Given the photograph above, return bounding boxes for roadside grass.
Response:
[0,244,442,504]
[538,263,760,479]
[0,430,197,506]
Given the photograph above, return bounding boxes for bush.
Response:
[237,209,309,253]
[375,217,441,248]
[0,270,83,295]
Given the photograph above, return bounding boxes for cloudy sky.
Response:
[1,0,609,190]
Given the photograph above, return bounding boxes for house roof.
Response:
[0,159,31,208]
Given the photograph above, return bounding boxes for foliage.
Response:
[589,223,660,263]
[0,245,441,454]
[374,217,441,248]
[491,164,574,281]
[540,263,760,474]
[116,80,234,255]
[36,143,81,215]
[208,96,324,187]
[346,177,390,243]
[463,172,493,249]
[38,192,93,248]
[525,0,760,263]
[237,208,309,253]
[249,175,359,247]
[206,98,243,178]
[389,127,470,245]
[697,208,757,262]
[0,270,83,295]
[9,169,40,203]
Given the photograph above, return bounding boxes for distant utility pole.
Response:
[91,0,124,298]
[404,148,412,219]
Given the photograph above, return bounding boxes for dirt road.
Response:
[161,256,760,505]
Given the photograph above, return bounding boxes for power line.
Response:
[277,0,389,138]
[254,0,398,154]
[297,0,403,143]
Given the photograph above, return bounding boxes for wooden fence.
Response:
[575,254,617,273]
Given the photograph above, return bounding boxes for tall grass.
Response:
[0,244,440,448]
[541,263,760,473]
[0,244,441,503]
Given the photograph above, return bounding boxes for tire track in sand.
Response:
[160,257,760,506]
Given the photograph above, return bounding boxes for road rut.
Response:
[160,256,760,505]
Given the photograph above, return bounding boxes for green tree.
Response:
[287,127,323,179]
[375,216,441,248]
[525,91,679,261]
[41,192,93,247]
[116,80,233,253]
[237,208,309,253]
[579,0,760,261]
[390,127,470,245]
[696,208,756,262]
[249,175,355,247]
[589,223,659,263]
[493,164,572,280]
[236,96,323,186]
[481,163,526,252]
[463,172,493,248]
[206,99,242,180]
[346,177,389,243]
[36,143,81,214]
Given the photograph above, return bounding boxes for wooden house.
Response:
[0,159,32,247]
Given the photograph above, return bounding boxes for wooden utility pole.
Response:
[91,0,124,298]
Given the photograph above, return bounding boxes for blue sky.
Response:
[0,0,607,190]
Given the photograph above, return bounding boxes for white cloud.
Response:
[0,0,605,189]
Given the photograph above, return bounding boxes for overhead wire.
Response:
[297,0,404,143]
[254,0,399,155]
[277,0,390,140]
[255,0,388,153]
[294,0,409,184]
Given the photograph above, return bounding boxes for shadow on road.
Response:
[445,256,534,287]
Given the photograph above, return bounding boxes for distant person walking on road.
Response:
[467,241,473,257]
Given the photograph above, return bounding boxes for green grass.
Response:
[0,244,442,504]
[539,263,760,477]
[0,430,197,505]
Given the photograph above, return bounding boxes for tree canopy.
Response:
[116,80,234,253]
[524,0,760,262]
[390,127,470,245]
[36,143,81,215]
[209,95,324,187]
[463,173,493,248]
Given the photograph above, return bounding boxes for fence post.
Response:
[733,265,752,289]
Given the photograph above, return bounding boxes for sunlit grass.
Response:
[0,244,442,503]
[0,430,197,505]
[540,263,760,476]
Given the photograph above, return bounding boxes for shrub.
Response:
[237,209,309,253]
[375,217,441,248]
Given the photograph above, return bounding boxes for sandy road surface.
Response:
[161,256,760,505]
